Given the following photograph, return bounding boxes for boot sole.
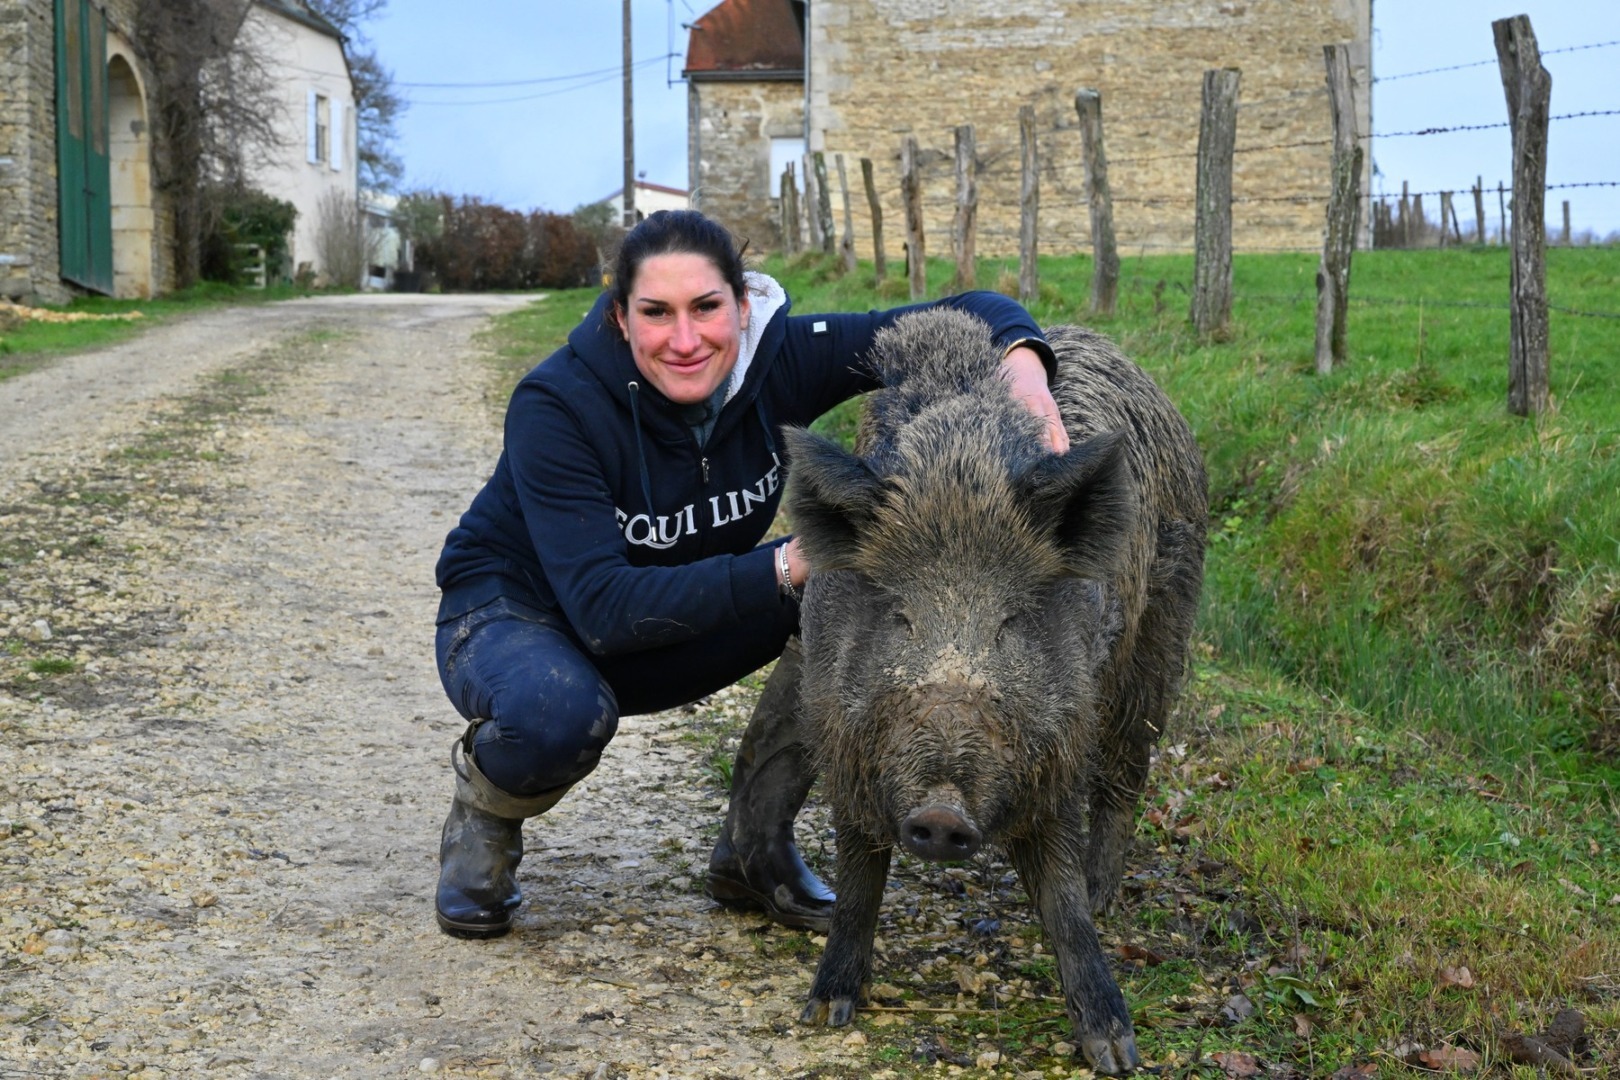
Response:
[436,910,514,940]
[706,873,832,934]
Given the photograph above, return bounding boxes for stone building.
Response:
[683,0,806,250]
[0,0,356,305]
[1,0,174,304]
[687,0,1373,258]
[236,0,358,285]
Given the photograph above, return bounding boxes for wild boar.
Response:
[785,309,1207,1074]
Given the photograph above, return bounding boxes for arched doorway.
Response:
[106,49,153,298]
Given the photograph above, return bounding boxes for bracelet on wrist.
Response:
[777,544,802,603]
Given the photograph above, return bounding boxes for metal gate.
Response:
[55,0,113,295]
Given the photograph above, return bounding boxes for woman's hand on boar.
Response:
[1000,345,1070,454]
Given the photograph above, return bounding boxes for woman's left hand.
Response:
[1001,345,1070,454]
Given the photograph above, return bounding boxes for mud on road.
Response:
[0,295,1128,1080]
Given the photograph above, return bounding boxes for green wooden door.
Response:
[55,0,113,294]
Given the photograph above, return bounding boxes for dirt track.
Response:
[0,294,902,1079]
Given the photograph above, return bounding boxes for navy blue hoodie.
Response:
[435,278,1054,656]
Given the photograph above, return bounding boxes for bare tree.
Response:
[135,0,284,286]
[314,189,383,288]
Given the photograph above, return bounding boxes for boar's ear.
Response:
[1016,429,1137,580]
[783,426,884,571]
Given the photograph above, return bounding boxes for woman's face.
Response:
[616,253,750,406]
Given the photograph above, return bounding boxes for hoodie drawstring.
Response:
[754,397,782,473]
[626,381,657,515]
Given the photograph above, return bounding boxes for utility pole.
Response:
[622,0,636,227]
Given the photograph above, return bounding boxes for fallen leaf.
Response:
[1293,1013,1314,1039]
[1437,965,1475,989]
[1220,993,1256,1024]
[1329,1066,1376,1080]
[1118,943,1167,966]
[1407,1044,1481,1072]
[1212,1050,1261,1077]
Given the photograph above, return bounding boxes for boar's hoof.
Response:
[801,995,859,1027]
[1080,1030,1141,1075]
[900,805,983,861]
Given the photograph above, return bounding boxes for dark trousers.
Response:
[436,596,798,798]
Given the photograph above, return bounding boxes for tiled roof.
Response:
[684,0,803,77]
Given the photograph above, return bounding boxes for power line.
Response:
[402,56,673,106]
[395,52,677,90]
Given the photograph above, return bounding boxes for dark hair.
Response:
[609,210,748,315]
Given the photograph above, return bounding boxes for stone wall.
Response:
[689,77,804,252]
[807,0,1372,260]
[0,0,68,303]
[0,0,173,304]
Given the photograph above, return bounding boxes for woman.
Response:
[433,209,1066,939]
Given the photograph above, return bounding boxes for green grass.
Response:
[0,281,317,379]
[478,246,1620,1074]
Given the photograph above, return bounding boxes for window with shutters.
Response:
[314,94,330,164]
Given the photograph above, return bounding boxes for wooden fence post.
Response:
[1473,176,1486,243]
[1562,200,1571,246]
[780,164,801,256]
[862,157,887,284]
[803,155,826,251]
[1398,181,1410,247]
[902,136,926,301]
[1439,192,1453,248]
[1192,67,1240,337]
[1498,181,1507,245]
[812,151,835,255]
[952,124,978,291]
[1494,13,1551,417]
[1315,43,1362,374]
[1018,105,1039,306]
[1075,88,1119,316]
[836,153,857,275]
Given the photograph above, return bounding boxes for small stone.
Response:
[1051,1041,1076,1057]
[975,1050,1002,1068]
[419,1057,442,1073]
[841,1031,867,1047]
[26,619,52,642]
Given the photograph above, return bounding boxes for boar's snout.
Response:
[900,799,983,862]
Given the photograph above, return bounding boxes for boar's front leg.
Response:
[802,818,891,1028]
[1008,822,1140,1075]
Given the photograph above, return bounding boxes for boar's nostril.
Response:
[900,805,983,862]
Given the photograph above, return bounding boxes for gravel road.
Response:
[0,294,916,1080]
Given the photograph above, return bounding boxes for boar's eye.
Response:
[888,605,914,635]
[996,613,1023,646]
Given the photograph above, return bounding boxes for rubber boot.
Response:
[435,729,572,939]
[706,637,836,932]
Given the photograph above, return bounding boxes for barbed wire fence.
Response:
[773,17,1615,413]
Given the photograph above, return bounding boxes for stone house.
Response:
[1,0,173,303]
[686,0,1373,258]
[683,0,806,250]
[236,0,358,285]
[0,0,357,305]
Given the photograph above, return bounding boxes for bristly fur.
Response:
[793,308,1209,1072]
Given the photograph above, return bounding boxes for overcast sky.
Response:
[369,1,1620,235]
